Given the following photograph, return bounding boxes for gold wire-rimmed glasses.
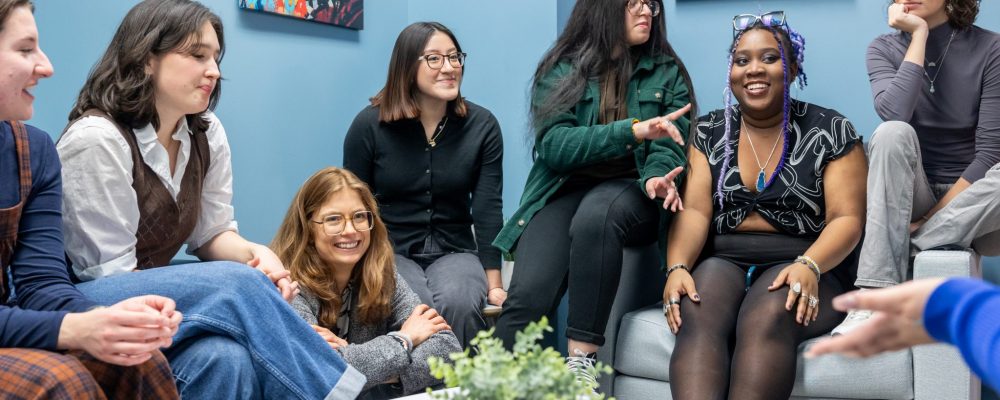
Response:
[311,210,374,236]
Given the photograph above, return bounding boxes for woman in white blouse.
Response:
[54,1,366,399]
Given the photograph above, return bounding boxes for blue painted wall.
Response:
[28,0,1000,274]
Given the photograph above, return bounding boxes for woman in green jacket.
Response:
[492,0,696,389]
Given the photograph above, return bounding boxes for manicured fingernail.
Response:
[692,294,700,301]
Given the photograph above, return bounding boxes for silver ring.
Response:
[808,296,819,308]
[668,298,681,305]
[791,282,802,295]
[662,303,670,315]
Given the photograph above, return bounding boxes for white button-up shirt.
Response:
[58,112,238,281]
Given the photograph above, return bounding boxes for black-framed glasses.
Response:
[312,211,374,236]
[627,0,660,17]
[732,11,786,38]
[417,52,466,70]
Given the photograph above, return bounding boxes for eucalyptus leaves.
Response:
[428,317,613,400]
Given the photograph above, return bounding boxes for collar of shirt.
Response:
[132,118,192,199]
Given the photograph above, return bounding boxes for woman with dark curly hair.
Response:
[836,0,1000,333]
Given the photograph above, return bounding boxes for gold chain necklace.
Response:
[428,116,449,148]
[741,118,781,192]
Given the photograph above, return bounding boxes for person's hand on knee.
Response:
[58,296,180,366]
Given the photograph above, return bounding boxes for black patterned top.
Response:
[694,100,861,238]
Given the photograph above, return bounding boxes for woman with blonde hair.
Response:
[275,167,461,399]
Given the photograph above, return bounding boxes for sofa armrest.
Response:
[912,249,982,400]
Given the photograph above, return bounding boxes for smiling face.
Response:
[147,21,220,123]
[625,0,653,46]
[0,5,52,121]
[310,189,371,274]
[729,28,796,117]
[414,31,462,106]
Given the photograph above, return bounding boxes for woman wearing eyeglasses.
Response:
[274,167,461,399]
[492,0,695,388]
[343,22,503,348]
[838,0,1000,332]
[662,12,867,399]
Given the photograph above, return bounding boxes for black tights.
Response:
[669,256,847,400]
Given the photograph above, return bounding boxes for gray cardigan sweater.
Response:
[291,272,462,395]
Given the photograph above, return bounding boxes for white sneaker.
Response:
[566,349,599,392]
[830,309,874,336]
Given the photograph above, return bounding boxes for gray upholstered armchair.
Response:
[603,249,983,400]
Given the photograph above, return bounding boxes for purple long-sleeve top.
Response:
[0,122,98,349]
[866,23,1000,184]
[924,278,1000,392]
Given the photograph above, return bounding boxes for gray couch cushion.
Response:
[616,305,914,400]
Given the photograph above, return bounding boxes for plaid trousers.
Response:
[0,348,178,399]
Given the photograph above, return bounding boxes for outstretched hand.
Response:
[645,166,685,212]
[805,278,944,359]
[632,103,692,145]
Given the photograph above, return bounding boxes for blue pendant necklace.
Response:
[741,118,781,192]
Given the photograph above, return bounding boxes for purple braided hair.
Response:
[715,30,746,208]
[715,24,807,208]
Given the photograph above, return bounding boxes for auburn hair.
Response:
[272,167,395,327]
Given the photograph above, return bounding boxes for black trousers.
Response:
[495,178,659,348]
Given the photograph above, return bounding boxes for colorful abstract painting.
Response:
[239,0,363,30]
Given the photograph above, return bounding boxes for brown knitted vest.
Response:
[66,111,210,269]
[0,121,32,304]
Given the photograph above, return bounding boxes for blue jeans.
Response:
[76,261,365,400]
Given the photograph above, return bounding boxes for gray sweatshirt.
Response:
[291,273,462,396]
[866,23,1000,184]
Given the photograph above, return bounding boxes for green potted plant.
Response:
[427,317,613,400]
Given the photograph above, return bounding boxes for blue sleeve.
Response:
[0,126,97,349]
[923,278,1000,391]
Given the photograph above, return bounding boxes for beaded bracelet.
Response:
[665,263,689,278]
[795,255,821,281]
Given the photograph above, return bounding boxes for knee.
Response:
[735,294,796,339]
[212,261,275,292]
[174,337,254,381]
[869,121,918,156]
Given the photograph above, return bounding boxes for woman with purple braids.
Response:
[661,12,868,399]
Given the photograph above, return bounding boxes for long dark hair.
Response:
[68,0,224,133]
[530,0,698,141]
[370,21,468,122]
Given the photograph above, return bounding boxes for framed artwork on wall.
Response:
[238,0,364,30]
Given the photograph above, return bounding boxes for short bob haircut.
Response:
[69,0,224,134]
[369,21,467,123]
[0,0,32,33]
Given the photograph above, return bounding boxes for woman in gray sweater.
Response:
[837,0,1000,333]
[273,167,462,399]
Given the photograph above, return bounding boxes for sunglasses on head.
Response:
[732,11,786,38]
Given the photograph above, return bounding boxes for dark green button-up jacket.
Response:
[493,53,691,253]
